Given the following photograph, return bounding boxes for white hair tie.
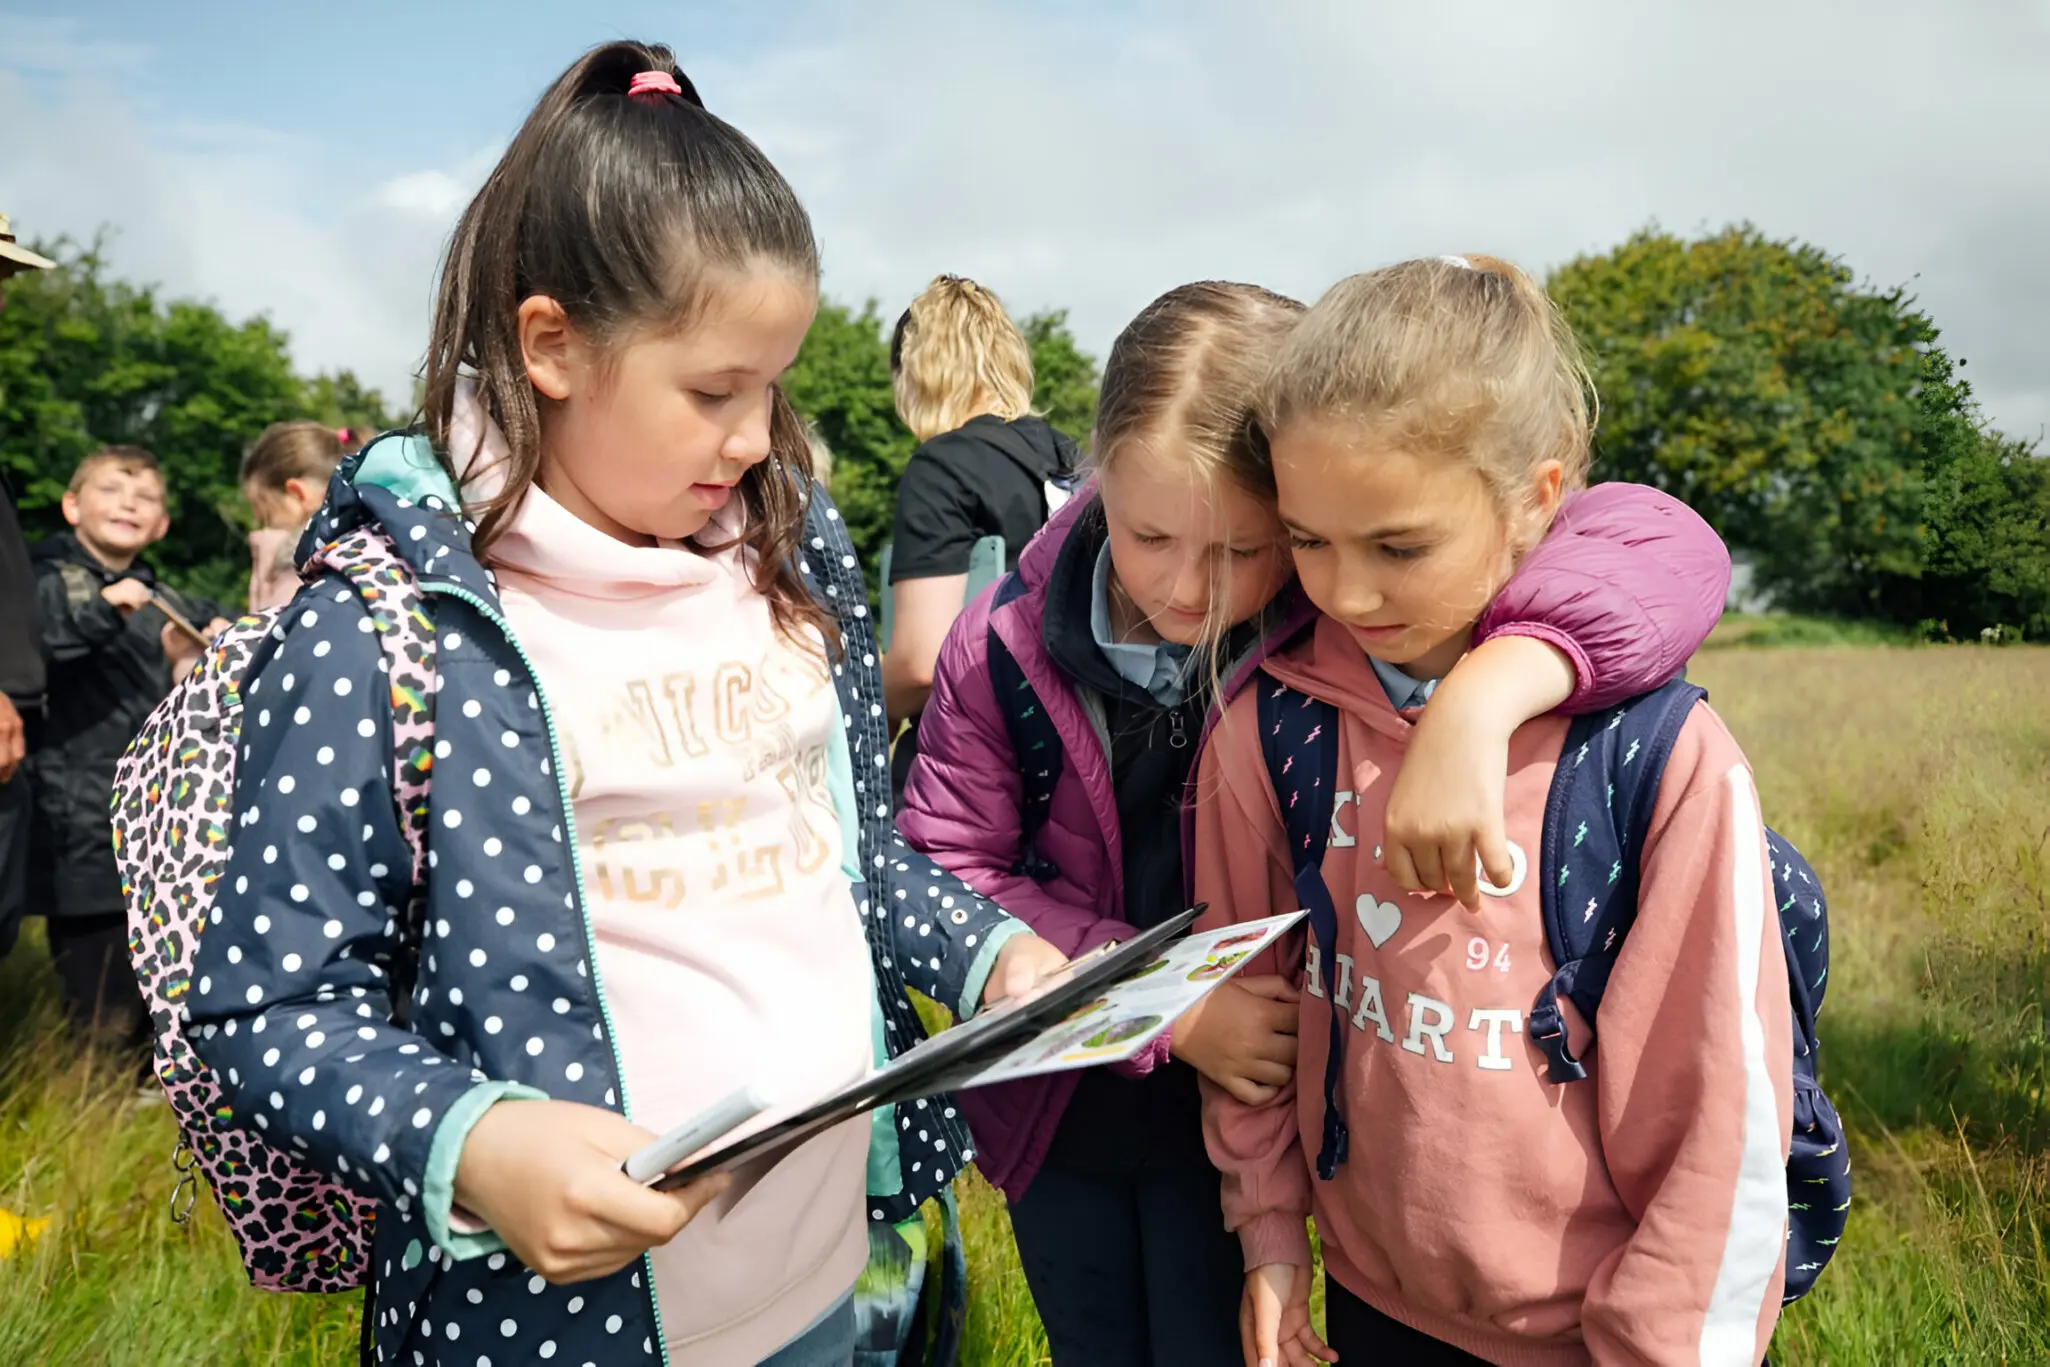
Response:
[1438,254,1473,269]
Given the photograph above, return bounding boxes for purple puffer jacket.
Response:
[898,481,1732,1201]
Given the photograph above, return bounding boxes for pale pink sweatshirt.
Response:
[486,475,873,1366]
[1194,615,1793,1367]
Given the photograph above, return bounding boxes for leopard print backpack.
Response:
[113,525,436,1291]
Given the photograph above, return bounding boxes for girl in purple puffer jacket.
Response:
[897,281,1731,1367]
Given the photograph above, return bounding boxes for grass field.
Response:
[2,644,2046,1364]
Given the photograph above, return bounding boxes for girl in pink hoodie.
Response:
[1196,255,1792,1367]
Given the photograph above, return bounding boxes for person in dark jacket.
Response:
[0,211,56,962]
[0,469,40,964]
[28,445,228,1043]
[881,274,1080,798]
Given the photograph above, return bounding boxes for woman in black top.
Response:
[884,275,1079,794]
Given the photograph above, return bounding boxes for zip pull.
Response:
[1168,708,1189,750]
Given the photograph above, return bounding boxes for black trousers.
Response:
[0,769,27,961]
[45,911,150,1052]
[1007,1161,1244,1367]
[1324,1278,1489,1365]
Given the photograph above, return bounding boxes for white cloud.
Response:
[712,0,2050,442]
[0,17,484,409]
[375,170,477,221]
[3,2,2046,440]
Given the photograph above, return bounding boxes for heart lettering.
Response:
[1355,894,1402,949]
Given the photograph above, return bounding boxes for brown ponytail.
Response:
[421,39,829,650]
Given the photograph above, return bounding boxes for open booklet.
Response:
[636,906,1306,1193]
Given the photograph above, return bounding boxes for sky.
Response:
[3,0,2047,441]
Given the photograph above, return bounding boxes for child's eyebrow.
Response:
[1281,514,1429,541]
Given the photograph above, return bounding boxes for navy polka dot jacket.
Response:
[187,438,1014,1365]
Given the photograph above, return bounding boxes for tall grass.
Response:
[1692,647,2050,1364]
[1,646,2045,1363]
[0,930,359,1363]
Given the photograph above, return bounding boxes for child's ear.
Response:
[283,476,320,520]
[60,490,83,528]
[147,509,171,545]
[1528,459,1565,522]
[518,295,580,402]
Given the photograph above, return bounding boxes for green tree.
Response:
[1550,225,1933,614]
[0,238,399,607]
[301,369,404,437]
[1022,308,1100,445]
[782,298,912,579]
[1877,349,2050,639]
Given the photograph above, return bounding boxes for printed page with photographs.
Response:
[960,910,1306,1087]
[637,908,1305,1191]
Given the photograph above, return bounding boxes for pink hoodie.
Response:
[1195,615,1793,1367]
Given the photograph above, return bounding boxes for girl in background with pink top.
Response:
[901,282,1734,1366]
[1195,255,1792,1367]
[187,41,1060,1366]
[240,422,370,611]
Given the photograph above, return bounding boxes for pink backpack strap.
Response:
[305,528,437,889]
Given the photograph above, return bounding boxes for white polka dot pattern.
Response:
[176,457,1010,1360]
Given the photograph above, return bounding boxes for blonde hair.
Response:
[69,445,161,495]
[240,421,346,525]
[1259,254,1594,528]
[1096,282,1306,665]
[1094,281,1304,493]
[890,275,1036,441]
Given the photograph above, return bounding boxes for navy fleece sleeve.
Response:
[875,825,1025,1019]
[187,585,491,1213]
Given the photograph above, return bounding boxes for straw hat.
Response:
[0,214,56,276]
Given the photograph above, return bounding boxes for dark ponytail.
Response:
[422,40,832,651]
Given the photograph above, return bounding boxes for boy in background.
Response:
[28,445,229,1048]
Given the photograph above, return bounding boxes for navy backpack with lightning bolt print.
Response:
[1258,674,1849,1302]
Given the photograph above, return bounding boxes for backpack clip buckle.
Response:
[1013,850,1060,884]
[1315,1113,1349,1181]
[1526,1001,1588,1084]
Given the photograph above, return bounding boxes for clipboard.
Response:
[149,589,210,647]
[649,904,1206,1191]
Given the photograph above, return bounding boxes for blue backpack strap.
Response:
[1770,831,1829,1039]
[1767,828,1849,1300]
[1255,673,1347,1179]
[1531,678,1706,1082]
[986,573,1061,882]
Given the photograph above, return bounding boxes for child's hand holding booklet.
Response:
[626,907,1306,1191]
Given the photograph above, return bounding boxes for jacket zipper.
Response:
[421,582,672,1364]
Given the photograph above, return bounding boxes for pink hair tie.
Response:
[628,70,682,98]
